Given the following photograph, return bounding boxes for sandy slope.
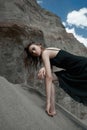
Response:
[0,76,86,130]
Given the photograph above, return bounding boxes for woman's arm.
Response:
[42,50,53,114]
[38,67,46,79]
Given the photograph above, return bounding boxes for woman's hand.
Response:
[46,103,55,116]
[38,67,46,80]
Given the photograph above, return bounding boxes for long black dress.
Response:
[50,49,87,104]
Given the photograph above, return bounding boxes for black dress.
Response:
[50,49,87,104]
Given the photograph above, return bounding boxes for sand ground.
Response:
[0,76,86,130]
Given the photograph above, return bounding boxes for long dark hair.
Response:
[24,42,43,69]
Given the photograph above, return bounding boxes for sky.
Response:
[36,0,87,47]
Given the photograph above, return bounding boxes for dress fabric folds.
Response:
[50,50,87,104]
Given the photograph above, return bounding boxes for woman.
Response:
[24,42,87,116]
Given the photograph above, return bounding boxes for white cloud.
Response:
[65,27,87,47]
[37,0,43,4]
[63,8,87,47]
[62,22,66,27]
[66,8,87,28]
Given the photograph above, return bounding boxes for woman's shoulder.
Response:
[46,47,61,51]
[42,47,61,59]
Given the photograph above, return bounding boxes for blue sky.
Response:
[36,0,87,47]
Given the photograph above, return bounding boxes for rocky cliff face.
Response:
[0,0,87,54]
[0,0,87,119]
[0,23,44,83]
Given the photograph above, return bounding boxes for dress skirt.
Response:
[51,50,87,104]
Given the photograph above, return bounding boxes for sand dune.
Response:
[0,76,86,130]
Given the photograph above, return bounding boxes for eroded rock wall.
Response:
[0,23,44,83]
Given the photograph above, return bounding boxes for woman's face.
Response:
[29,44,42,57]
